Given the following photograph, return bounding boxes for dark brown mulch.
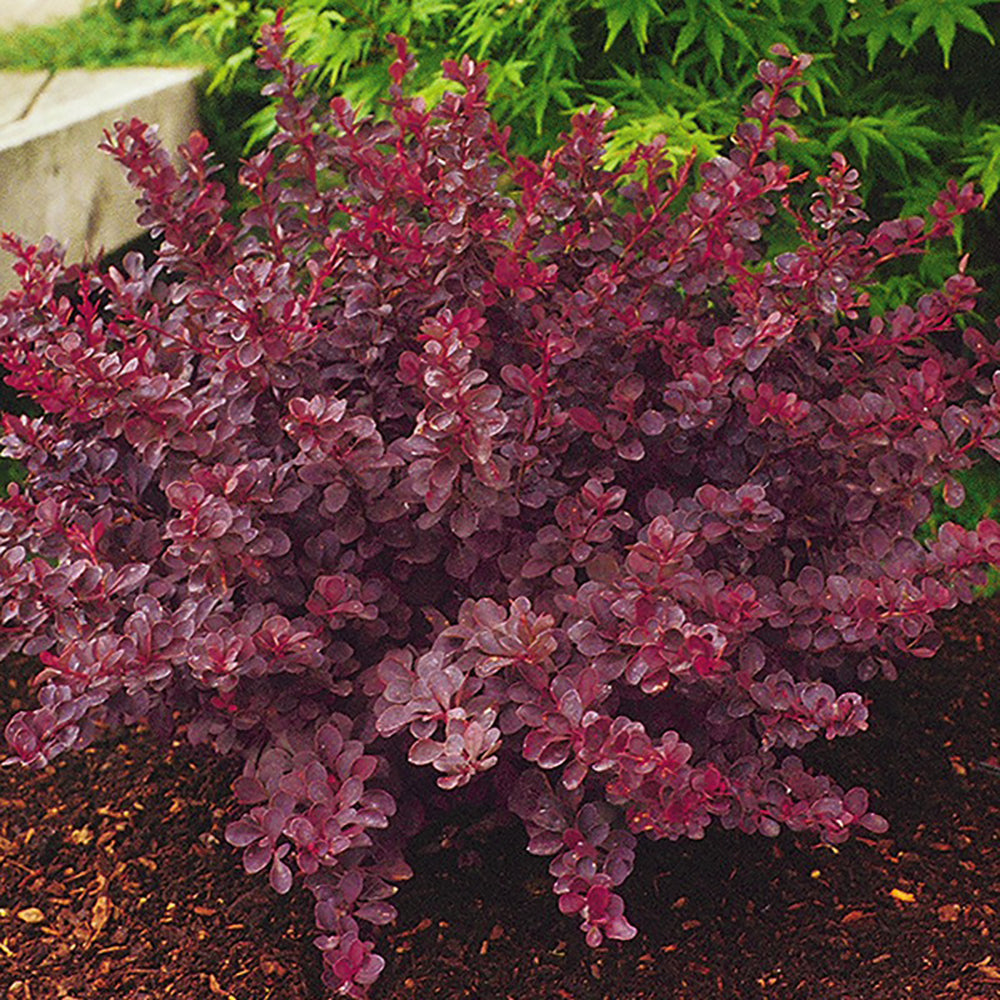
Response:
[1,599,998,1000]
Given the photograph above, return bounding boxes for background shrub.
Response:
[3,19,1000,998]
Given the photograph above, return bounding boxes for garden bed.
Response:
[1,598,997,1000]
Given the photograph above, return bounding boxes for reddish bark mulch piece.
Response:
[1,599,998,1000]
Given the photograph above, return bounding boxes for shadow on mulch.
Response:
[1,599,998,1000]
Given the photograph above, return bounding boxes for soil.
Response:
[0,599,998,1000]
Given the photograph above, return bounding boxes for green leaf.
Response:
[962,124,1000,206]
[908,0,939,47]
[864,18,892,69]
[702,0,754,58]
[243,103,278,153]
[672,13,703,65]
[802,59,842,117]
[850,128,871,168]
[704,17,724,74]
[905,0,995,66]
[603,5,631,51]
[979,154,1000,206]
[602,0,663,53]
[410,0,459,20]
[953,3,996,46]
[207,45,254,93]
[600,105,723,169]
[820,0,848,42]
[934,10,957,67]
[822,103,946,179]
[488,57,533,93]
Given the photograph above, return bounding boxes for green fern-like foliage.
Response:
[169,0,999,296]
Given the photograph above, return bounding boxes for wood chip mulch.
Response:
[1,598,998,1000]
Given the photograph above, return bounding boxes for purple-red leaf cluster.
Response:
[1,23,997,997]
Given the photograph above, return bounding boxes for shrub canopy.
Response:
[2,19,999,997]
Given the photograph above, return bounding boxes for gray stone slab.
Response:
[0,0,92,29]
[0,66,203,145]
[0,65,203,296]
[0,71,50,128]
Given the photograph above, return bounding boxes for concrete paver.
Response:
[0,4,205,293]
[0,70,49,128]
[0,0,92,30]
[1,66,202,142]
[0,65,203,295]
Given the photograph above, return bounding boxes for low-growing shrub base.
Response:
[2,601,998,997]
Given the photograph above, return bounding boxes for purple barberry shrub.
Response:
[3,17,1000,996]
